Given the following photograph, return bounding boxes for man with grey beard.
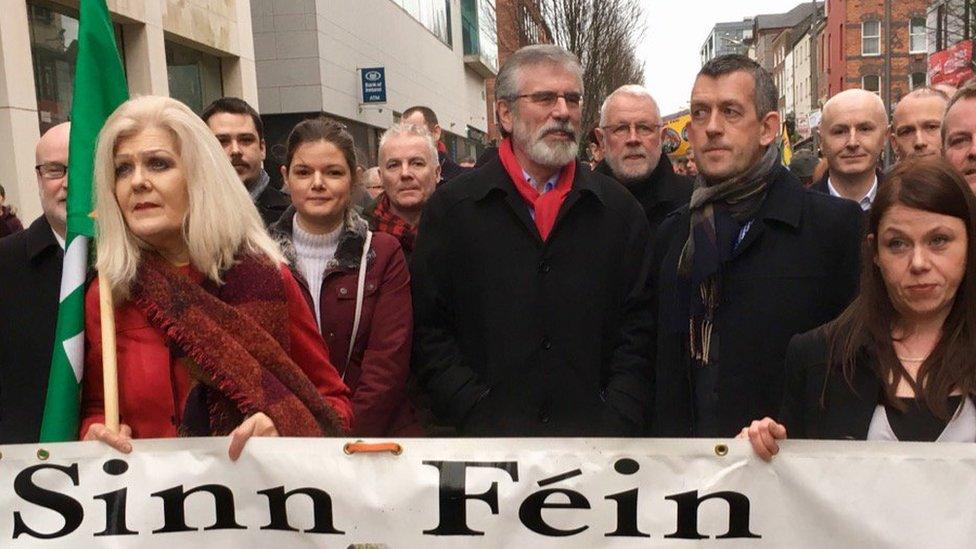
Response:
[595,85,692,242]
[411,44,654,436]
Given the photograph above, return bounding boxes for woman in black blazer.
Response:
[743,158,976,459]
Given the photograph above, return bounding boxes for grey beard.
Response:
[607,156,656,183]
[527,138,579,167]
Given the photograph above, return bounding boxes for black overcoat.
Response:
[595,154,693,244]
[0,216,63,443]
[778,327,882,440]
[410,157,655,436]
[652,165,863,437]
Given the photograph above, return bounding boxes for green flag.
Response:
[39,0,128,442]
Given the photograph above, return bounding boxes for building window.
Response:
[165,40,223,114]
[910,17,926,53]
[28,2,125,133]
[862,74,881,95]
[390,0,452,46]
[461,0,498,73]
[519,3,542,44]
[910,72,927,90]
[862,20,881,56]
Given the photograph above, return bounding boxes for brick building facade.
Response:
[486,0,550,140]
[823,0,929,111]
[752,3,822,74]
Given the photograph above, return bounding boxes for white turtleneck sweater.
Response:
[292,216,342,329]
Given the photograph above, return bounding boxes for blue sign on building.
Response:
[360,67,387,104]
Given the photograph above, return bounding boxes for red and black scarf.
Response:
[371,194,417,254]
[497,137,576,241]
[130,252,345,437]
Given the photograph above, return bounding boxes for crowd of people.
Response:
[1,45,975,460]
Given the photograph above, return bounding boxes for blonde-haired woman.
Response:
[80,95,351,459]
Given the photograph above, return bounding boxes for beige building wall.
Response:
[793,33,815,124]
[0,0,258,220]
[253,0,490,137]
[784,49,795,116]
[0,1,44,223]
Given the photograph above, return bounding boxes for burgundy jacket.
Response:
[0,206,23,238]
[272,208,420,436]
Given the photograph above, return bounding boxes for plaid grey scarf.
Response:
[677,145,780,364]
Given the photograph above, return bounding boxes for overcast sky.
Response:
[641,0,806,116]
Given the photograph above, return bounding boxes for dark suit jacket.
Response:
[779,327,882,440]
[411,156,655,436]
[475,146,499,168]
[652,164,864,437]
[810,169,884,199]
[595,155,693,244]
[438,150,471,185]
[810,172,829,194]
[255,177,291,227]
[0,216,63,443]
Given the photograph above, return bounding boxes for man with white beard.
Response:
[411,45,654,436]
[595,85,692,242]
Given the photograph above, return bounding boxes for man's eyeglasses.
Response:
[510,91,583,108]
[35,162,68,180]
[601,123,662,138]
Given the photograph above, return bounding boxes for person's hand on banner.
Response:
[228,412,279,461]
[738,417,787,462]
[83,422,133,453]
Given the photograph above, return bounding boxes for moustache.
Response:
[536,122,578,141]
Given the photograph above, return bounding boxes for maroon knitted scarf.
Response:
[130,252,344,437]
[371,194,416,254]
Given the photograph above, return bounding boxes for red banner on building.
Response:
[929,40,974,86]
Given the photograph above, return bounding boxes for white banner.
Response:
[1,438,975,547]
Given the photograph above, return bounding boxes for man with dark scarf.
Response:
[652,55,863,437]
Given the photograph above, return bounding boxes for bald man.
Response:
[813,89,887,211]
[0,123,70,443]
[890,87,948,162]
[942,83,976,191]
[934,83,959,99]
[594,84,692,240]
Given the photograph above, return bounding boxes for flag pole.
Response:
[97,268,120,432]
[38,0,129,442]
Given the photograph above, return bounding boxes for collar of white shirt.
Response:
[522,168,561,194]
[827,175,877,211]
[51,226,65,250]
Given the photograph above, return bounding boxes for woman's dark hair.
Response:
[283,115,359,182]
[827,157,976,418]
